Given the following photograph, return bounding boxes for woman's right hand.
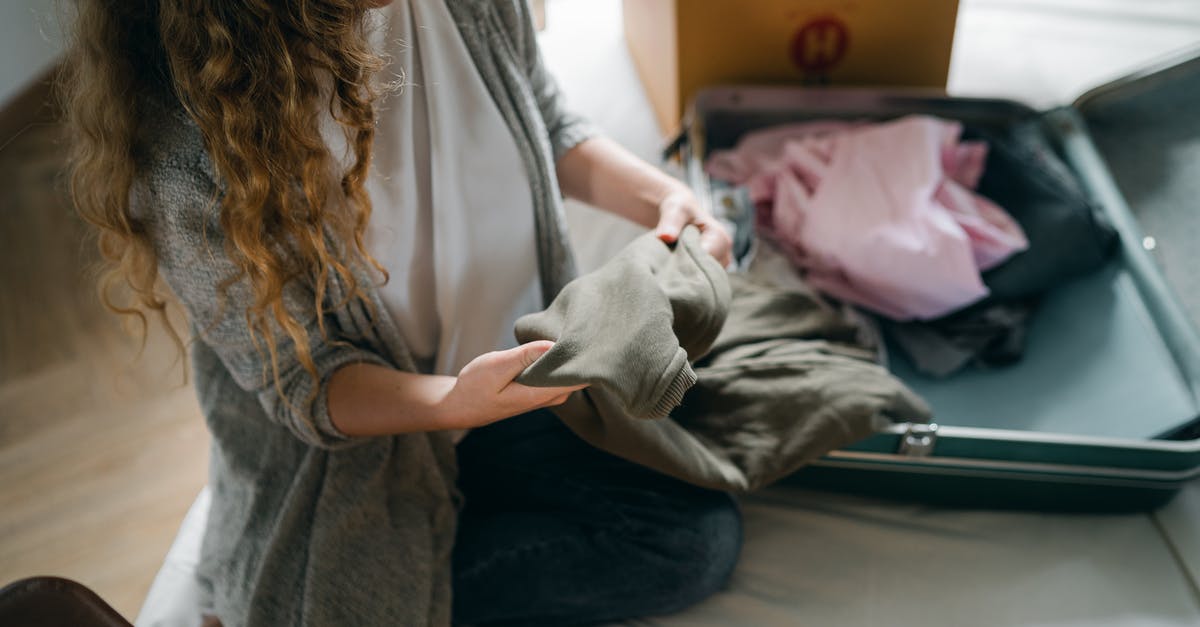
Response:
[436,340,585,430]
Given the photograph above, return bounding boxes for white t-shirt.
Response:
[364,0,542,379]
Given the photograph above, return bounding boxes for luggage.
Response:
[676,49,1200,511]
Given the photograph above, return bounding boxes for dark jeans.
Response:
[451,409,743,626]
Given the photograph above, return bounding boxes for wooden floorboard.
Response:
[0,122,210,620]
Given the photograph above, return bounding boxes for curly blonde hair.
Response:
[64,0,384,391]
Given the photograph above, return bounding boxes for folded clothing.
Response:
[516,231,930,492]
[707,116,1118,377]
[707,115,1029,321]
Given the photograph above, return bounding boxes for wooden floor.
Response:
[0,121,210,620]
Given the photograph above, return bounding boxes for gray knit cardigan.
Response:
[132,1,595,624]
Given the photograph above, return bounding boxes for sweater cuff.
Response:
[305,347,392,450]
[551,118,601,162]
[648,348,698,419]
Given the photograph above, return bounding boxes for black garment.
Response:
[890,121,1119,377]
[452,409,743,627]
[971,121,1119,304]
[886,303,1032,378]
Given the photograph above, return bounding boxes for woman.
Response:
[65,0,741,624]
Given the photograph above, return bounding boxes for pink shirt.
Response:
[708,115,1028,321]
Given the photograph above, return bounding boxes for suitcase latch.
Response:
[898,423,939,457]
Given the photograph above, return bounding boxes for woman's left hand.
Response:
[555,137,733,265]
[653,188,733,267]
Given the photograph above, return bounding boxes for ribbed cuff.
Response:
[307,348,392,449]
[648,350,698,419]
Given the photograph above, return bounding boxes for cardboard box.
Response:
[623,0,960,131]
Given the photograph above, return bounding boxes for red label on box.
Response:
[790,16,851,74]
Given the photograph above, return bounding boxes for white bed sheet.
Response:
[137,1,1200,625]
[624,485,1199,627]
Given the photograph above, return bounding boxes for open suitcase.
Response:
[676,49,1200,512]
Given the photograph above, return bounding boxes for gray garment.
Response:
[515,227,731,419]
[887,304,1032,377]
[516,231,932,492]
[133,1,596,625]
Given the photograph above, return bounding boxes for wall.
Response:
[0,1,64,110]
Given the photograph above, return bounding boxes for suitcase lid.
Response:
[1070,48,1200,405]
[1047,48,1200,436]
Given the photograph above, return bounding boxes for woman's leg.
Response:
[452,409,743,626]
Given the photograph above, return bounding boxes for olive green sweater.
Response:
[517,230,932,492]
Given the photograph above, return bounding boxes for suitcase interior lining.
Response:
[1082,62,1200,334]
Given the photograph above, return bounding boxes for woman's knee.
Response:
[640,490,743,612]
[684,491,743,599]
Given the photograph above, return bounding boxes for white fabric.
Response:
[366,0,541,377]
[622,485,1200,627]
[139,484,1200,627]
[136,488,210,627]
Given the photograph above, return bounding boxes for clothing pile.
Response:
[709,116,1030,321]
[706,115,1119,377]
[512,115,1117,493]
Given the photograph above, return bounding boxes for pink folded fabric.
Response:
[706,115,1028,321]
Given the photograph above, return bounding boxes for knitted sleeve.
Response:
[502,0,600,161]
[134,121,388,449]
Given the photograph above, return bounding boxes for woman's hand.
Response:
[327,341,582,437]
[435,341,586,430]
[653,188,733,267]
[555,137,733,267]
